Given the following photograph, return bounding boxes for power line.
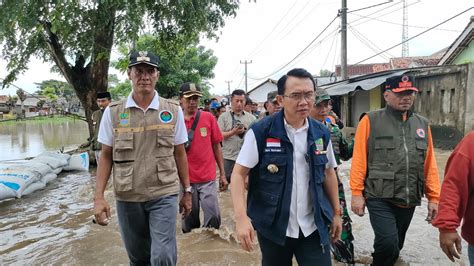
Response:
[353,7,474,65]
[347,0,395,13]
[348,24,392,59]
[252,14,340,80]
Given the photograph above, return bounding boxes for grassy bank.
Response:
[0,115,84,125]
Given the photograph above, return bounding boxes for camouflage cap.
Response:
[315,87,331,104]
[267,91,278,102]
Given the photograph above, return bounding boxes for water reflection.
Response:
[0,121,89,161]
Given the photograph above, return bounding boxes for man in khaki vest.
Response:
[350,74,440,266]
[93,51,192,265]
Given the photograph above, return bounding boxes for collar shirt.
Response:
[98,91,187,147]
[283,118,316,238]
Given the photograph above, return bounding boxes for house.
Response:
[438,16,474,65]
[0,95,10,113]
[247,78,277,104]
[320,63,474,148]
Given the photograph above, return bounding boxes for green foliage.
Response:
[109,80,132,100]
[16,89,27,102]
[42,87,58,101]
[35,79,74,98]
[115,35,218,98]
[0,0,239,87]
[319,69,333,76]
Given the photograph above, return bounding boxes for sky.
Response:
[0,0,472,96]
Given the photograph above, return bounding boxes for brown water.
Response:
[0,121,470,265]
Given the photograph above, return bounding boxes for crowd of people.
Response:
[90,51,473,266]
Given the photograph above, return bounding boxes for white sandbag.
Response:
[40,173,57,184]
[0,183,17,200]
[63,152,90,171]
[53,168,63,174]
[22,181,46,196]
[31,152,70,169]
[23,162,53,176]
[0,169,40,198]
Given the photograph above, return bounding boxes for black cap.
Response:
[97,91,111,99]
[267,91,278,102]
[179,82,203,98]
[385,74,418,93]
[128,51,159,68]
[204,99,211,105]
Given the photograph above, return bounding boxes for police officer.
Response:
[93,51,192,265]
[231,68,342,266]
[91,91,111,164]
[350,74,441,266]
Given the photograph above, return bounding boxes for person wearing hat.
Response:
[350,74,440,266]
[203,99,211,112]
[310,88,354,263]
[179,82,227,233]
[91,91,111,164]
[258,91,281,119]
[93,51,192,265]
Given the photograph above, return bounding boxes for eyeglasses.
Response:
[283,91,315,101]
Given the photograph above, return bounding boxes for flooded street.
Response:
[0,121,470,265]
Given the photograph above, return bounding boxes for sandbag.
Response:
[31,152,70,169]
[63,152,90,171]
[22,181,46,196]
[0,169,40,198]
[0,183,17,200]
[40,173,57,184]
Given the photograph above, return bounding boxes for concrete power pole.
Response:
[340,0,348,80]
[225,80,232,96]
[402,0,409,57]
[240,60,252,93]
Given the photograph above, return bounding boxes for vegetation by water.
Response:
[0,115,85,125]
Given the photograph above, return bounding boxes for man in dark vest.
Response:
[91,91,111,164]
[350,74,441,266]
[93,51,192,265]
[231,68,342,266]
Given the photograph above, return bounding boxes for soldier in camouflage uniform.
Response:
[310,87,354,264]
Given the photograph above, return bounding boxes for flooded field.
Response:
[0,120,470,265]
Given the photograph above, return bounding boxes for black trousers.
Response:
[366,199,415,266]
[257,230,331,266]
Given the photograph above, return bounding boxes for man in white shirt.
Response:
[231,68,342,266]
[93,51,192,265]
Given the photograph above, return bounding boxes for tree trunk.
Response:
[42,2,116,138]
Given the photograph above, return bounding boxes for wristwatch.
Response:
[184,186,193,194]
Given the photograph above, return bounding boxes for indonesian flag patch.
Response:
[266,138,281,148]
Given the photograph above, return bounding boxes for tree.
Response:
[0,1,239,137]
[319,69,333,77]
[114,35,218,98]
[16,89,27,118]
[7,95,17,112]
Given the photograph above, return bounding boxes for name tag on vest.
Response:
[264,148,285,153]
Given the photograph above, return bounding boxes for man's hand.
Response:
[94,197,111,226]
[351,195,366,216]
[426,202,438,223]
[330,215,342,243]
[179,192,192,218]
[235,215,256,252]
[219,175,229,191]
[232,126,246,136]
[439,231,462,262]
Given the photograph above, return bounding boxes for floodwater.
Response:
[0,122,471,265]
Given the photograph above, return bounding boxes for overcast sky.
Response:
[1,0,472,96]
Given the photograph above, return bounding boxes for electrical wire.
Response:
[353,7,474,65]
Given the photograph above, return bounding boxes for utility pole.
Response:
[340,0,348,80]
[240,60,252,93]
[401,0,409,57]
[225,80,232,96]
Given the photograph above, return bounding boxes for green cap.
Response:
[267,91,278,102]
[315,88,331,104]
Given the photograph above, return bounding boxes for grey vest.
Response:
[365,107,429,206]
[109,97,180,202]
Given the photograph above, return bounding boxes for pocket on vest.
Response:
[157,129,174,157]
[259,156,287,183]
[312,155,328,183]
[113,162,133,192]
[156,159,177,185]
[253,190,280,226]
[114,132,134,161]
[374,136,396,159]
[366,163,395,198]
